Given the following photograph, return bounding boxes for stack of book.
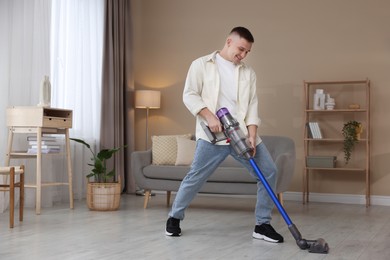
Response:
[307,122,323,139]
[27,136,61,154]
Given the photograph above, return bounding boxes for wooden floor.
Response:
[1,193,390,260]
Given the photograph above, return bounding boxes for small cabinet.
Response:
[6,107,72,128]
[5,106,74,214]
[303,80,370,207]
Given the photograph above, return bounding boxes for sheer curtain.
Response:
[0,0,52,211]
[50,0,104,201]
[51,0,103,139]
[0,0,104,211]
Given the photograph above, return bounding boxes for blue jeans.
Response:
[169,139,277,225]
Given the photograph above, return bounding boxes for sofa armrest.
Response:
[261,136,296,194]
[274,151,295,193]
[131,149,152,188]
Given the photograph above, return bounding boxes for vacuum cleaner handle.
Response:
[200,121,228,144]
[202,108,254,159]
[249,143,329,253]
[202,107,330,254]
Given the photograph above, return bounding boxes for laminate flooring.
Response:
[1,193,390,260]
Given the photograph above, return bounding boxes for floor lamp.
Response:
[135,90,161,196]
[135,90,161,149]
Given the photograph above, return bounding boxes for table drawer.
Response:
[43,117,72,128]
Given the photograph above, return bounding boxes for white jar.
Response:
[313,89,325,110]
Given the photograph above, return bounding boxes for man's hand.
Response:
[247,136,257,157]
[247,125,258,157]
[199,108,222,133]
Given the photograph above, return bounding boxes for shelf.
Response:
[306,167,365,171]
[6,106,72,128]
[304,138,367,142]
[5,106,74,215]
[9,152,64,158]
[304,80,368,85]
[25,182,70,188]
[9,152,37,158]
[303,79,370,207]
[305,109,367,113]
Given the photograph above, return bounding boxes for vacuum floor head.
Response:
[308,238,329,254]
[290,225,330,254]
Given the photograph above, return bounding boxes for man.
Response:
[165,27,283,243]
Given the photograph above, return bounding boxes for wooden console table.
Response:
[5,106,74,214]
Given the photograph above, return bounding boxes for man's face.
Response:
[226,36,252,64]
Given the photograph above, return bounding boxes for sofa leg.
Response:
[277,193,284,206]
[143,189,151,209]
[166,191,171,207]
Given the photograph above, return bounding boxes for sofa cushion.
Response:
[143,164,255,183]
[152,134,192,165]
[175,137,196,166]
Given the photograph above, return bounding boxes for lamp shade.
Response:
[135,90,161,109]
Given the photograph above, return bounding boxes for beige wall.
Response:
[131,0,390,196]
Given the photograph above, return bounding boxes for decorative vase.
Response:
[313,89,325,110]
[38,75,51,107]
[356,123,363,140]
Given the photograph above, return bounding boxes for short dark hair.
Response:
[230,27,254,43]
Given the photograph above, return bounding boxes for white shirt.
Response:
[215,53,237,118]
[182,51,261,145]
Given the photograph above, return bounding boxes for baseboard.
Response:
[283,191,390,206]
[153,190,390,206]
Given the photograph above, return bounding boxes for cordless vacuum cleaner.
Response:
[201,107,329,254]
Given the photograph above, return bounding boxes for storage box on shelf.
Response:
[306,156,336,168]
[303,80,370,206]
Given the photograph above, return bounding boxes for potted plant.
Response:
[70,138,125,211]
[342,120,362,164]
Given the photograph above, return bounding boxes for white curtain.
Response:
[0,0,104,211]
[0,0,52,211]
[50,0,104,202]
[51,0,103,140]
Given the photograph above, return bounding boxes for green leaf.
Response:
[342,120,361,164]
[86,173,95,178]
[69,138,91,149]
[97,148,121,160]
[106,170,115,177]
[70,137,126,181]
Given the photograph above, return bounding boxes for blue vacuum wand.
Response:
[201,107,329,254]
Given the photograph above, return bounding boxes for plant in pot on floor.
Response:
[342,120,362,164]
[70,138,125,211]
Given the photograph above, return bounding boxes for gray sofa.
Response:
[131,135,295,208]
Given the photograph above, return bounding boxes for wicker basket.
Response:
[87,180,121,211]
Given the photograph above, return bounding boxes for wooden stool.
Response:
[0,166,24,228]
